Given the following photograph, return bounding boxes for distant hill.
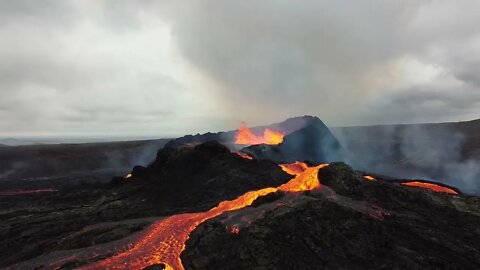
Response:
[0,139,171,183]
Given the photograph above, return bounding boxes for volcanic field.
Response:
[1,116,480,270]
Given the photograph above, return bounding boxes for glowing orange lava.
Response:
[401,181,458,195]
[280,161,309,176]
[125,173,133,180]
[363,175,376,182]
[234,122,284,145]
[233,151,253,160]
[81,163,328,270]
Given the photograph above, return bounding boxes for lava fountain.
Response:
[234,122,284,145]
[80,162,328,270]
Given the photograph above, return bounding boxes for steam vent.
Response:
[3,116,480,270]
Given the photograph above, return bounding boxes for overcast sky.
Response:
[0,0,479,138]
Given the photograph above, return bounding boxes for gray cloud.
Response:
[0,0,479,138]
[157,0,480,125]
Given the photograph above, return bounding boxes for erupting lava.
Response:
[363,175,376,182]
[233,151,253,160]
[234,122,284,145]
[401,181,458,195]
[125,173,133,179]
[280,161,309,176]
[81,162,328,270]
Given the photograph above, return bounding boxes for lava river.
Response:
[80,162,328,270]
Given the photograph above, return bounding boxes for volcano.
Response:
[2,116,480,270]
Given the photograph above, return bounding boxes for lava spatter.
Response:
[80,163,328,270]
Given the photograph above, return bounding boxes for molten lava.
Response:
[125,173,133,179]
[363,175,376,182]
[81,163,328,270]
[280,161,309,176]
[233,151,253,160]
[234,122,284,145]
[401,181,458,195]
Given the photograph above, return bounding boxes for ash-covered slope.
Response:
[182,163,480,270]
[242,118,351,164]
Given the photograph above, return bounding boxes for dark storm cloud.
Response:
[157,0,480,125]
[0,0,479,137]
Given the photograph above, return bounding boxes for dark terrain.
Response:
[183,163,480,270]
[0,116,479,269]
[0,139,170,191]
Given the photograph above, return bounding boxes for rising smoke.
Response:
[333,124,480,194]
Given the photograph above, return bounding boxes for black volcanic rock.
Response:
[242,119,351,164]
[132,141,291,211]
[132,165,146,175]
[182,166,480,270]
[319,162,363,197]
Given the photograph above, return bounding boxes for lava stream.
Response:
[401,181,458,195]
[234,122,284,145]
[80,162,327,270]
[233,151,253,160]
[280,161,309,176]
[363,175,376,181]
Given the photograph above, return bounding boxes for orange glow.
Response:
[401,181,458,195]
[234,122,284,145]
[230,226,240,234]
[280,161,309,176]
[233,151,253,160]
[125,173,133,179]
[363,175,376,182]
[81,163,328,270]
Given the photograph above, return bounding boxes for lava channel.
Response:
[401,181,458,195]
[80,162,328,270]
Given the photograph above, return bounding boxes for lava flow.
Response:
[280,161,309,176]
[363,175,376,182]
[233,151,253,160]
[401,181,458,195]
[234,122,284,145]
[80,162,327,270]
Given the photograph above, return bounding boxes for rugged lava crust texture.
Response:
[2,119,480,269]
[182,163,480,270]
